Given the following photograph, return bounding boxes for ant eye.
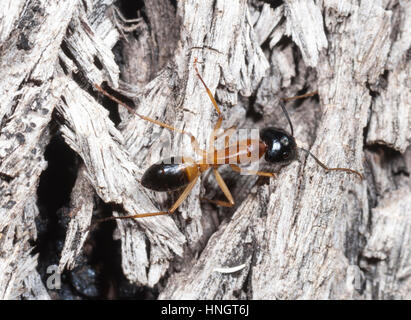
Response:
[280,136,289,146]
[282,151,289,159]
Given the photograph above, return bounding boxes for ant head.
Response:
[260,127,297,164]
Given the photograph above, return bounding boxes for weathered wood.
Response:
[0,0,409,299]
[58,165,94,272]
[0,0,77,299]
[362,187,411,299]
[159,0,411,299]
[366,1,411,153]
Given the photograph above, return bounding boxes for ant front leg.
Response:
[229,164,277,178]
[192,58,226,155]
[193,58,222,116]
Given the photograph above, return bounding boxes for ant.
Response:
[94,58,363,221]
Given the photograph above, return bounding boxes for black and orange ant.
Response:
[94,58,363,221]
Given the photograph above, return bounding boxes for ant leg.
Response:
[282,91,318,102]
[201,168,234,207]
[193,58,222,116]
[94,84,206,157]
[95,174,200,222]
[193,58,228,153]
[230,164,277,178]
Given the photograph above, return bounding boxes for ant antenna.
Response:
[280,90,319,136]
[279,102,294,136]
[299,147,363,180]
[280,95,362,180]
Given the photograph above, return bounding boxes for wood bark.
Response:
[0,0,410,299]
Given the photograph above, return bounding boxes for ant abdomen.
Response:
[141,156,199,192]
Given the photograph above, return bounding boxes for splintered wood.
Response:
[0,0,409,299]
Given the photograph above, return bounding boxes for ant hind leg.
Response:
[94,84,206,157]
[94,174,200,223]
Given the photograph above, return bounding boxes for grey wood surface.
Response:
[0,0,409,299]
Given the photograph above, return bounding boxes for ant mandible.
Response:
[94,58,363,221]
